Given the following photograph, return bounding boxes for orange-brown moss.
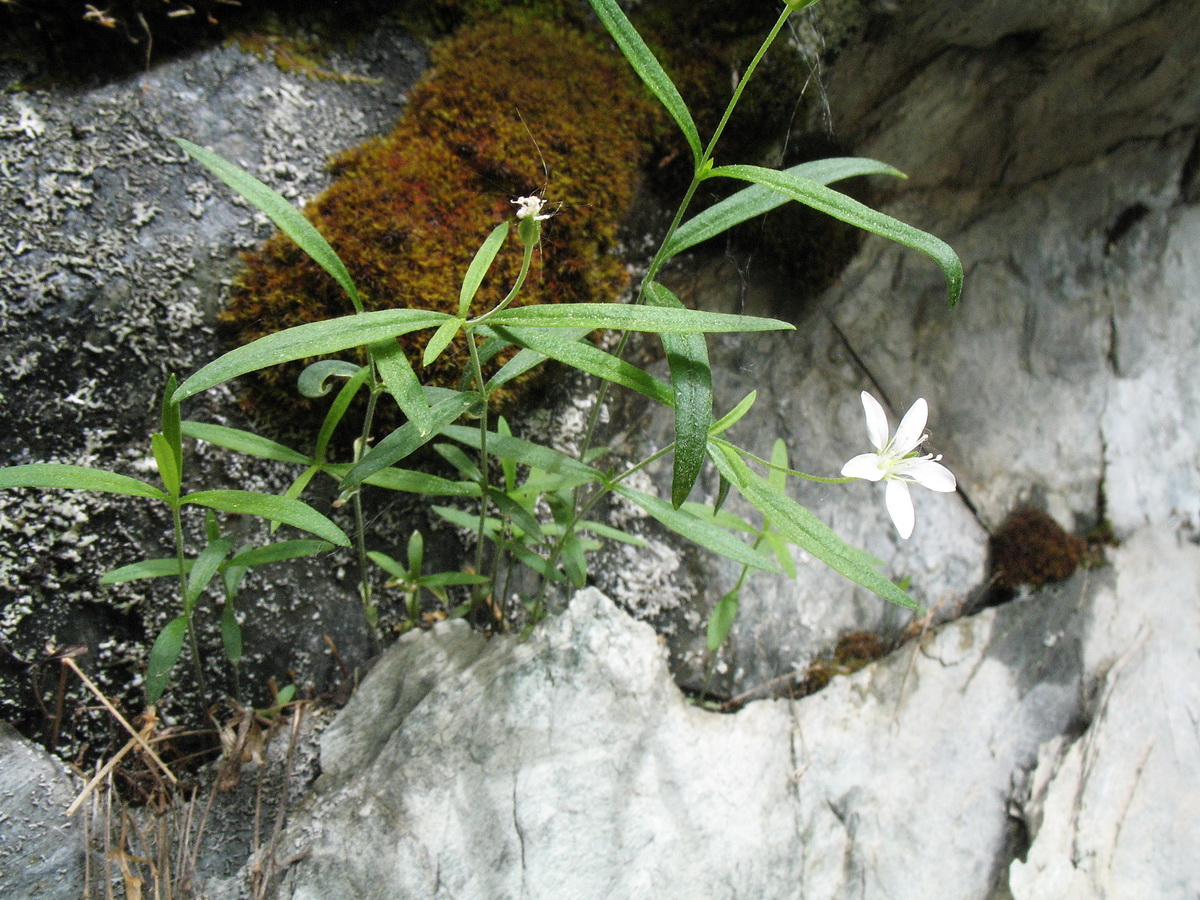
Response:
[222,17,657,433]
[989,508,1088,589]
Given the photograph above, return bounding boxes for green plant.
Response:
[0,0,962,709]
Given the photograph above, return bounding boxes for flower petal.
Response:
[893,398,929,456]
[860,391,890,451]
[885,479,915,539]
[842,453,886,482]
[902,457,957,492]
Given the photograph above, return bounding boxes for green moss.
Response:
[223,17,656,433]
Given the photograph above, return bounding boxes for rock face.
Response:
[0,24,428,730]
[615,0,1200,695]
[0,723,85,900]
[278,537,1197,898]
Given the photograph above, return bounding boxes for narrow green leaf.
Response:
[161,375,182,465]
[0,464,168,501]
[585,0,701,167]
[711,391,757,436]
[487,488,543,541]
[497,417,517,493]
[324,464,480,497]
[101,557,192,584]
[764,531,798,579]
[220,601,242,665]
[485,303,793,334]
[186,538,233,613]
[577,520,647,547]
[417,571,490,587]
[666,158,906,258]
[181,422,312,465]
[371,339,433,435]
[313,365,372,463]
[707,164,964,308]
[707,588,740,652]
[228,540,333,568]
[145,615,188,704]
[172,309,450,404]
[342,393,476,488]
[460,222,510,318]
[645,282,711,508]
[560,532,588,588]
[440,425,603,484]
[151,433,181,498]
[297,360,363,398]
[433,443,483,481]
[491,325,673,406]
[423,319,463,368]
[679,501,756,533]
[407,530,424,576]
[710,443,919,610]
[769,438,789,491]
[175,139,364,312]
[367,550,409,580]
[611,483,777,572]
[182,490,352,547]
[484,327,593,391]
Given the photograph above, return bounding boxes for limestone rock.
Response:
[0,723,85,899]
[279,584,1088,899]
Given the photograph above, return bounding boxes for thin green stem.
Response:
[575,4,797,473]
[171,502,209,709]
[712,438,853,484]
[467,241,536,327]
[353,361,383,645]
[465,329,492,596]
[533,443,675,617]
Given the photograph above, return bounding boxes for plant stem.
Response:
[575,3,797,470]
[532,443,675,617]
[171,502,209,709]
[353,362,382,646]
[465,329,492,601]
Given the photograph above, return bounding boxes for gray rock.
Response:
[0,25,429,726]
[0,723,85,899]
[278,582,1092,899]
[610,0,1200,694]
[1009,528,1200,898]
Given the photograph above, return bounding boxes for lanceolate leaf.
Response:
[645,282,711,508]
[341,392,477,489]
[228,540,334,568]
[485,303,792,334]
[182,490,351,547]
[297,360,363,398]
[186,538,233,613]
[372,338,433,436]
[181,422,312,465]
[706,164,964,308]
[323,464,480,497]
[710,442,919,611]
[460,222,510,318]
[175,139,364,312]
[171,309,450,404]
[585,0,702,168]
[101,557,193,584]
[491,325,673,406]
[611,483,777,572]
[707,588,740,652]
[0,464,168,501]
[314,365,373,463]
[145,615,188,704]
[440,425,603,484]
[665,158,906,258]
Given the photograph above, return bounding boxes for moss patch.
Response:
[222,17,656,433]
[989,507,1088,590]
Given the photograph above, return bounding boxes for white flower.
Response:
[841,391,957,539]
[511,194,554,221]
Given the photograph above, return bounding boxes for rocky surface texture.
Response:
[0,22,428,736]
[625,0,1200,695]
